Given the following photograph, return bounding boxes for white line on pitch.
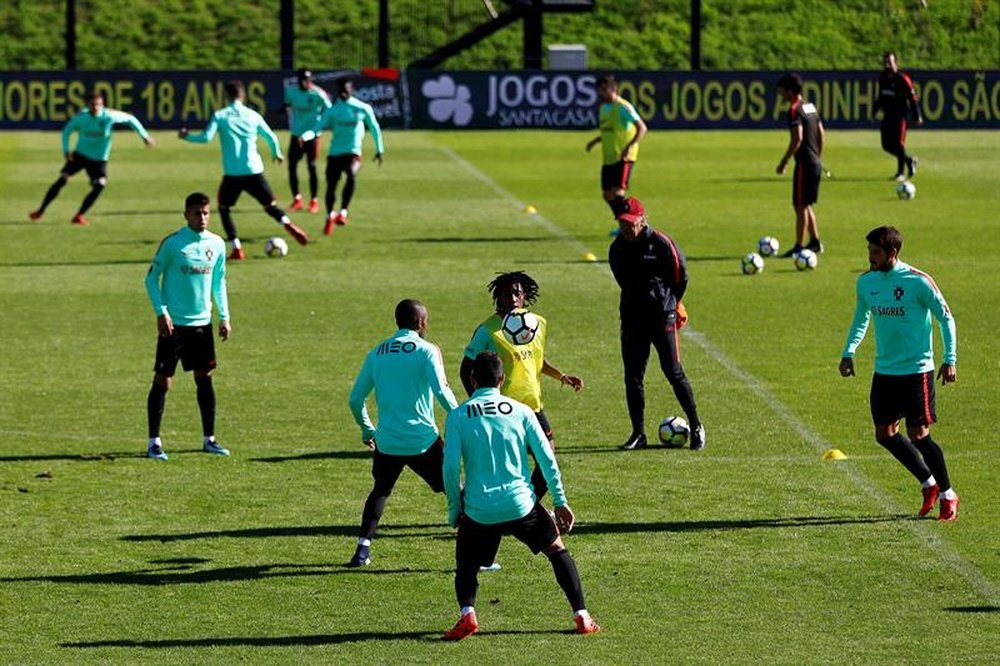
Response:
[439,144,1000,605]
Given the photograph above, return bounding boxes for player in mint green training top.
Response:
[441,352,599,640]
[283,68,331,213]
[179,80,309,261]
[144,192,231,461]
[840,225,959,521]
[347,299,458,567]
[300,77,384,234]
[30,91,154,226]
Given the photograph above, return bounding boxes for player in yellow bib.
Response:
[586,74,647,217]
[461,272,582,501]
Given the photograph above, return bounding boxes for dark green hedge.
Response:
[1,0,996,70]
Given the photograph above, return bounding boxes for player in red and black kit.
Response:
[874,51,923,181]
[775,73,825,257]
[609,197,704,452]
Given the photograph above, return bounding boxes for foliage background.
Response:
[0,0,997,71]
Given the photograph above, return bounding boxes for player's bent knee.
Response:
[154,374,173,390]
[543,538,566,555]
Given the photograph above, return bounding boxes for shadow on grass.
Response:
[61,627,566,648]
[250,450,372,463]
[120,523,448,542]
[2,561,441,586]
[0,258,151,268]
[944,606,1000,613]
[400,236,551,244]
[573,514,912,535]
[0,449,223,462]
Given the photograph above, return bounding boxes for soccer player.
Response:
[585,73,647,216]
[283,68,331,213]
[460,271,583,500]
[874,51,923,181]
[609,197,705,451]
[300,77,384,235]
[839,225,959,522]
[347,299,459,567]
[179,80,309,261]
[143,192,231,461]
[775,73,825,258]
[442,352,600,640]
[30,91,154,226]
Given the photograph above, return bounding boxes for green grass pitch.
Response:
[1,127,998,663]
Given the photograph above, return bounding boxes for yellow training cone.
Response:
[821,448,848,461]
[583,252,597,262]
[524,205,537,214]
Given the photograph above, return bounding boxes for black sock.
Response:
[308,163,318,199]
[878,432,932,483]
[194,375,216,438]
[78,183,105,215]
[147,381,168,439]
[455,563,479,609]
[219,206,238,240]
[912,434,951,491]
[264,204,286,223]
[548,548,586,612]
[39,178,67,212]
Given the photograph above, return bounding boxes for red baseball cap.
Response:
[615,196,646,223]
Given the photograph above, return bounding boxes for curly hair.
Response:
[487,271,539,308]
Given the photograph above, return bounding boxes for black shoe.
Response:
[807,238,823,254]
[907,156,918,177]
[619,433,648,451]
[348,544,371,567]
[780,244,804,258]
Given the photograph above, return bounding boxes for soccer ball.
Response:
[896,181,916,200]
[501,309,540,346]
[264,236,289,258]
[741,252,765,275]
[658,416,690,448]
[794,248,818,271]
[758,236,780,257]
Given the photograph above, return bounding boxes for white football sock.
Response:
[921,476,937,488]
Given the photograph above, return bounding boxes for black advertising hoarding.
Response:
[0,70,406,130]
[406,70,1000,130]
[1,69,997,130]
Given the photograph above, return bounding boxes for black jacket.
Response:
[608,225,688,322]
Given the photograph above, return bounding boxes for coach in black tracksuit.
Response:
[609,196,704,452]
[874,51,923,181]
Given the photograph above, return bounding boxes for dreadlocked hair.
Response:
[487,271,539,308]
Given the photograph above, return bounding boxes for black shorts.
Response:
[534,410,554,442]
[62,153,108,183]
[154,324,217,376]
[371,439,444,493]
[870,371,937,428]
[327,153,361,177]
[601,160,634,192]
[455,502,558,568]
[288,136,320,163]
[217,174,276,208]
[792,159,821,207]
[880,117,907,153]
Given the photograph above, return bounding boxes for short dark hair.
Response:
[86,91,104,103]
[224,80,244,100]
[597,73,617,88]
[473,352,504,388]
[297,68,313,81]
[487,271,539,308]
[394,299,426,330]
[883,51,896,60]
[776,73,803,95]
[184,192,210,210]
[865,225,903,255]
[336,77,354,94]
